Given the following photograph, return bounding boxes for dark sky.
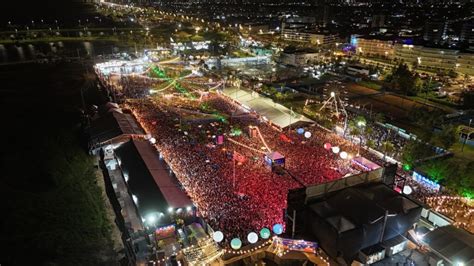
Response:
[1,0,93,25]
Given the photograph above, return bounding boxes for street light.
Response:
[415,232,423,241]
[132,194,138,205]
[357,119,366,152]
[146,213,157,225]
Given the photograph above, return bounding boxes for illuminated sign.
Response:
[412,172,440,191]
[275,238,318,253]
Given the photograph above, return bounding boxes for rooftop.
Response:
[222,87,314,128]
[89,110,145,145]
[423,225,474,265]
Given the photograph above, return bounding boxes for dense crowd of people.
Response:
[425,196,474,233]
[124,92,363,240]
[345,112,408,160]
[97,62,473,242]
[395,175,474,233]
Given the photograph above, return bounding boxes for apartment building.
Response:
[281,28,338,47]
[356,37,395,58]
[457,53,474,75]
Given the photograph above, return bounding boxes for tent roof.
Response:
[423,225,474,265]
[89,112,145,144]
[326,215,357,233]
[132,139,192,208]
[222,87,313,128]
[354,184,419,214]
[327,188,385,226]
[266,151,284,160]
[115,139,192,216]
[352,156,381,170]
[309,201,338,218]
[104,102,120,109]
[115,140,168,216]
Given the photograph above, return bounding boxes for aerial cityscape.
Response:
[0,0,473,265]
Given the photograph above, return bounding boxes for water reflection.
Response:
[49,42,57,53]
[0,41,125,63]
[0,44,6,62]
[16,46,25,61]
[27,44,36,59]
[83,41,94,56]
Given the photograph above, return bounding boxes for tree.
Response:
[461,90,474,109]
[373,113,385,124]
[365,126,374,140]
[367,139,376,149]
[409,107,444,143]
[457,161,474,198]
[175,31,191,42]
[447,69,458,78]
[275,92,285,101]
[385,63,420,96]
[354,115,367,126]
[348,120,360,143]
[412,60,419,70]
[433,124,458,150]
[423,159,459,183]
[401,139,433,167]
[381,141,395,161]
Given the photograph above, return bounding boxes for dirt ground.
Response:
[346,83,438,121]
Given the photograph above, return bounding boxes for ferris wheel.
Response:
[318,81,349,132]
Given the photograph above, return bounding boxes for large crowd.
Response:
[346,112,408,161]
[124,91,362,240]
[97,62,474,244]
[395,175,474,234]
[102,65,470,239]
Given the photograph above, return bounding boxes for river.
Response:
[0,41,132,63]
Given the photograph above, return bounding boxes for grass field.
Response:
[357,80,382,91]
[0,62,116,265]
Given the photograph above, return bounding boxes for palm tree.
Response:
[363,126,374,147]
[436,124,458,150]
[381,141,395,161]
[365,126,374,138]
[367,139,376,149]
[373,113,385,125]
[348,120,359,143]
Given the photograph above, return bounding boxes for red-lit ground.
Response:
[127,94,359,240]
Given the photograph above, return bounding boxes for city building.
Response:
[280,47,321,66]
[281,28,338,46]
[281,16,317,32]
[356,37,395,58]
[457,53,474,75]
[394,44,456,70]
[423,21,448,45]
[421,225,474,265]
[371,14,386,28]
[242,23,270,34]
[460,20,474,49]
[417,46,459,70]
[346,64,370,76]
[287,170,423,265]
[354,41,474,75]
